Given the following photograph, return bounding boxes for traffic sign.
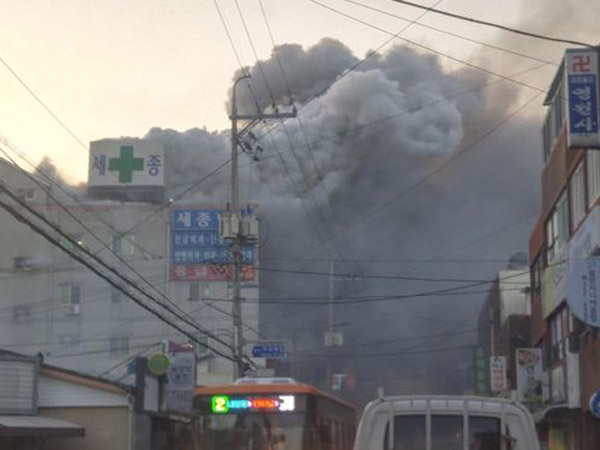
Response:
[251,342,287,359]
[590,389,600,419]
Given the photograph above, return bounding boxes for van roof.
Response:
[365,395,531,417]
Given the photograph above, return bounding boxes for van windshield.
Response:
[384,415,507,450]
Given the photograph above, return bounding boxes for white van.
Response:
[354,395,540,450]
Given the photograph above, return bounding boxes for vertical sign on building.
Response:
[165,343,196,413]
[472,347,490,395]
[515,348,543,405]
[565,48,600,149]
[490,356,507,393]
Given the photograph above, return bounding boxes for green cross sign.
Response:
[108,146,144,183]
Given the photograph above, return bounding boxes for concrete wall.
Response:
[40,406,129,450]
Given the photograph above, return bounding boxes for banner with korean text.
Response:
[170,208,257,282]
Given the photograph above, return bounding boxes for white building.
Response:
[0,140,259,383]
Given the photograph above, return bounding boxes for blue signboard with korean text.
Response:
[251,342,287,359]
[170,209,257,276]
[172,210,221,231]
[566,49,600,149]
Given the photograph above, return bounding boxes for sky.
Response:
[0,0,571,184]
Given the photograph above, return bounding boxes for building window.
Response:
[541,79,566,161]
[531,255,543,296]
[587,150,600,208]
[546,192,569,264]
[12,306,31,322]
[549,306,571,364]
[16,188,35,201]
[109,335,130,356]
[113,232,135,256]
[570,162,586,228]
[13,257,34,271]
[189,282,209,301]
[59,283,81,315]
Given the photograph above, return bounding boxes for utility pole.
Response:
[228,74,296,379]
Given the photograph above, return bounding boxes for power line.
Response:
[255,0,446,144]
[0,55,88,149]
[254,60,548,167]
[294,342,473,358]
[340,0,559,65]
[388,0,596,48]
[309,0,549,95]
[0,148,214,343]
[0,185,240,361]
[254,266,530,284]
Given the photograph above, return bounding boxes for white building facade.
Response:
[0,140,259,383]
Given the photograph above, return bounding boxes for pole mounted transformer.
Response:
[225,74,296,378]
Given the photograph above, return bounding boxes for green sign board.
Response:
[472,347,490,395]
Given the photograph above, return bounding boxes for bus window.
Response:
[468,417,501,450]
[383,415,426,450]
[431,415,462,450]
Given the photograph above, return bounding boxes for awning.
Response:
[0,415,84,437]
[533,403,572,424]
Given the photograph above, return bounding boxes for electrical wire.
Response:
[341,0,561,65]
[388,0,596,48]
[254,266,530,284]
[309,0,549,95]
[0,149,237,354]
[0,185,239,361]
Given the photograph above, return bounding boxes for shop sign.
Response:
[516,348,543,404]
[472,347,490,395]
[565,48,600,149]
[490,356,507,392]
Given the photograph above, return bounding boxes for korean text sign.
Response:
[565,48,600,149]
[170,209,257,281]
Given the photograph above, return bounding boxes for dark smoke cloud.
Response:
[41,32,550,402]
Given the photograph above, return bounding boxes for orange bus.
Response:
[193,377,356,450]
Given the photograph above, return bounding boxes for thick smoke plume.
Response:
[40,32,550,403]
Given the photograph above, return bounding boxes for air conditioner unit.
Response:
[66,304,81,315]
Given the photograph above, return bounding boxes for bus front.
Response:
[194,390,312,450]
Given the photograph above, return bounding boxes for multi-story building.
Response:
[0,139,259,384]
[527,56,600,450]
[477,265,531,394]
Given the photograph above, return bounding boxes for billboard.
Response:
[565,48,600,149]
[170,209,257,282]
[516,348,543,404]
[89,140,164,186]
